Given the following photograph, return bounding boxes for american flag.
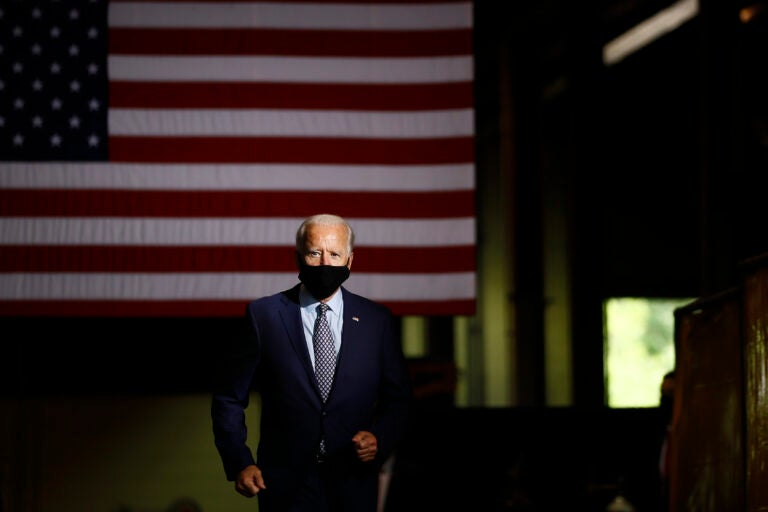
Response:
[0,0,475,317]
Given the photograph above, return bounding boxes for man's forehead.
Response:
[305,226,346,244]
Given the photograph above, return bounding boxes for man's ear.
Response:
[347,252,354,270]
[295,251,303,268]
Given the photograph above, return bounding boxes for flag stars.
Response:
[3,1,108,159]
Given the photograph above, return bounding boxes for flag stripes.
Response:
[109,82,474,110]
[0,299,476,318]
[107,109,473,138]
[108,2,472,30]
[108,55,473,83]
[0,163,475,191]
[0,272,476,301]
[108,137,474,164]
[0,190,474,218]
[109,82,472,112]
[0,218,475,246]
[109,28,473,57]
[0,246,476,273]
[0,0,475,317]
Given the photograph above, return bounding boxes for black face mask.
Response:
[298,262,350,300]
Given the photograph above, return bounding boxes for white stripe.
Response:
[108,55,474,84]
[109,2,472,30]
[108,108,474,138]
[0,218,476,247]
[0,272,476,301]
[0,163,475,191]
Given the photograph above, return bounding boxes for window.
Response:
[604,297,692,407]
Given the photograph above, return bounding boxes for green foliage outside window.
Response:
[604,297,692,407]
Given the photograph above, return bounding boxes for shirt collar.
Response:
[299,284,343,312]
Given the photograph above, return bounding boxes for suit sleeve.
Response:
[211,309,260,480]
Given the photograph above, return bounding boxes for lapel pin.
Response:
[352,316,360,322]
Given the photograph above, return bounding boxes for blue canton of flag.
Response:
[0,0,108,160]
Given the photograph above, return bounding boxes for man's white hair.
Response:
[295,214,355,255]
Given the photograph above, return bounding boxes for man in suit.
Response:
[212,213,412,512]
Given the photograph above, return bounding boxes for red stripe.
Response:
[110,28,472,57]
[109,137,474,165]
[0,300,247,317]
[109,81,473,110]
[0,299,476,317]
[0,246,475,272]
[0,190,474,218]
[113,0,468,4]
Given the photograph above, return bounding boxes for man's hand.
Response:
[352,431,378,462]
[235,464,266,497]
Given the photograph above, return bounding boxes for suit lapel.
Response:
[337,287,360,375]
[278,286,317,383]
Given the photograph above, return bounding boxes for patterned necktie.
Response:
[313,303,337,402]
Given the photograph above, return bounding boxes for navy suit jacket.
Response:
[211,284,412,499]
